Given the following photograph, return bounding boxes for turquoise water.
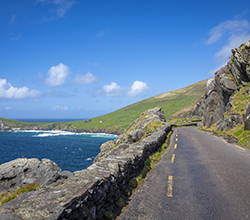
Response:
[0,130,116,172]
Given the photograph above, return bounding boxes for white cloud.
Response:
[206,19,250,75]
[72,72,98,85]
[97,29,109,37]
[45,63,70,86]
[214,33,250,63]
[36,0,75,18]
[206,19,250,45]
[5,107,13,110]
[10,15,15,24]
[52,105,69,110]
[103,82,123,97]
[10,33,21,41]
[0,79,41,99]
[127,80,149,97]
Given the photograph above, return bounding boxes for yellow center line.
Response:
[171,154,175,163]
[213,135,218,138]
[174,144,177,149]
[176,138,178,142]
[167,175,173,197]
[223,139,228,143]
[235,145,246,151]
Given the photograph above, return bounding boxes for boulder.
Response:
[0,158,72,194]
[195,40,250,129]
[217,114,243,131]
[214,66,237,96]
[94,107,166,162]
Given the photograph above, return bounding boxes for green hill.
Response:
[0,79,208,132]
[71,79,208,131]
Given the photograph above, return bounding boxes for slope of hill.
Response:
[66,79,208,132]
[171,40,250,147]
[0,79,208,133]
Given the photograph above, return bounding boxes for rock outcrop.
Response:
[94,107,166,163]
[0,120,11,131]
[186,40,250,131]
[0,107,172,220]
[0,158,72,194]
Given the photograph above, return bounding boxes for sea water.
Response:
[0,130,117,172]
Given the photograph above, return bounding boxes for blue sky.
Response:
[1,0,250,119]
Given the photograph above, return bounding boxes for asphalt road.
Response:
[117,127,250,220]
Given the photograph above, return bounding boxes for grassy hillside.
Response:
[1,79,208,132]
[70,79,208,131]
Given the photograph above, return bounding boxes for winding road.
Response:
[118,127,250,220]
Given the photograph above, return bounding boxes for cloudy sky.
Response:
[1,0,250,119]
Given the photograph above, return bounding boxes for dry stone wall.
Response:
[0,108,172,220]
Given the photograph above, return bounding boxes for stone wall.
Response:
[0,122,171,220]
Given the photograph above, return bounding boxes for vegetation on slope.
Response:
[0,183,40,211]
[70,79,208,132]
[200,84,250,147]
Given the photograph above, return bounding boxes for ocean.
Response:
[0,130,117,172]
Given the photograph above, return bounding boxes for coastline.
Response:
[0,119,121,135]
[2,129,118,137]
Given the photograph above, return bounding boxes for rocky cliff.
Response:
[201,40,250,131]
[0,107,171,220]
[177,40,249,134]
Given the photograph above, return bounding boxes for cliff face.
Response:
[194,40,250,131]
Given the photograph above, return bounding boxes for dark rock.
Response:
[192,40,250,130]
[0,158,71,194]
[244,102,250,130]
[217,114,243,131]
[94,107,166,163]
[0,213,23,220]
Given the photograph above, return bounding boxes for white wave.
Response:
[85,157,93,161]
[89,133,117,138]
[32,131,75,137]
[35,133,60,137]
[12,129,118,138]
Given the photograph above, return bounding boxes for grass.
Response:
[199,83,250,147]
[0,79,208,133]
[139,121,164,141]
[200,124,250,148]
[228,124,250,147]
[130,130,172,187]
[0,183,40,211]
[229,83,249,117]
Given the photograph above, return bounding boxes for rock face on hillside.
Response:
[192,40,250,131]
[0,158,72,194]
[0,120,11,131]
[94,107,166,163]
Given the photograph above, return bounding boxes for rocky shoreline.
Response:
[0,107,172,220]
[0,120,121,135]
